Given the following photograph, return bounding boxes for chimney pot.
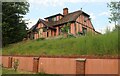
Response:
[63,8,68,15]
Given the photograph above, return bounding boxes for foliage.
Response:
[61,23,70,34]
[112,24,120,31]
[2,2,29,46]
[13,59,19,71]
[67,33,76,38]
[77,32,82,36]
[36,38,45,41]
[3,31,118,56]
[107,1,120,25]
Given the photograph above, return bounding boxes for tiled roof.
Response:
[52,10,82,26]
[28,19,55,32]
[44,13,63,19]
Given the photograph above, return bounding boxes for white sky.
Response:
[24,0,119,34]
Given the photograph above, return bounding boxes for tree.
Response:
[2,2,29,46]
[107,1,120,26]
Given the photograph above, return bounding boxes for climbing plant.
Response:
[61,23,70,37]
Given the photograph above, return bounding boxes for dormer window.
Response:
[48,18,52,22]
[53,17,57,21]
[48,17,57,21]
[45,13,63,22]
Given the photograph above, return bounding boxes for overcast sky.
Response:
[25,0,119,34]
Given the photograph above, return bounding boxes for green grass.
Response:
[2,31,118,56]
[2,68,62,76]
[2,68,32,74]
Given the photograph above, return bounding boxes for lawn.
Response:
[2,30,118,56]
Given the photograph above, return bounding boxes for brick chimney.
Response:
[63,8,68,15]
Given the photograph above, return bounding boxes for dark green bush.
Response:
[36,38,45,41]
[67,34,76,38]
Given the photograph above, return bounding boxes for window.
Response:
[74,24,76,33]
[82,27,87,35]
[84,16,87,22]
[53,17,57,21]
[48,17,57,21]
[48,18,52,22]
[52,17,54,21]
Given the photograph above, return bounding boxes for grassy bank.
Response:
[3,31,118,56]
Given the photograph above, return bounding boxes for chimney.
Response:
[63,8,68,15]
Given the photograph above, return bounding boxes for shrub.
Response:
[36,38,45,41]
[67,34,76,38]
[77,32,83,36]
[13,59,19,72]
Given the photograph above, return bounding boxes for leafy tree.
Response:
[107,1,120,26]
[2,2,29,46]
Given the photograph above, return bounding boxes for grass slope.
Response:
[3,31,118,56]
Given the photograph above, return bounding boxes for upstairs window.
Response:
[48,18,52,22]
[48,17,57,22]
[53,17,57,21]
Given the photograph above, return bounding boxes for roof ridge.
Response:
[67,10,81,15]
[44,13,63,19]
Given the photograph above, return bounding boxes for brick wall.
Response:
[85,59,119,74]
[1,56,119,75]
[2,56,12,68]
[12,56,34,72]
[38,57,76,74]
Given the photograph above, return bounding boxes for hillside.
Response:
[3,31,118,56]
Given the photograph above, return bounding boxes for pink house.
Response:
[28,8,100,39]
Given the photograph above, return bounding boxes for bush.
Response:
[36,38,45,41]
[13,59,19,72]
[77,32,83,36]
[67,34,76,38]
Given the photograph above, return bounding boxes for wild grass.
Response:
[2,30,118,56]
